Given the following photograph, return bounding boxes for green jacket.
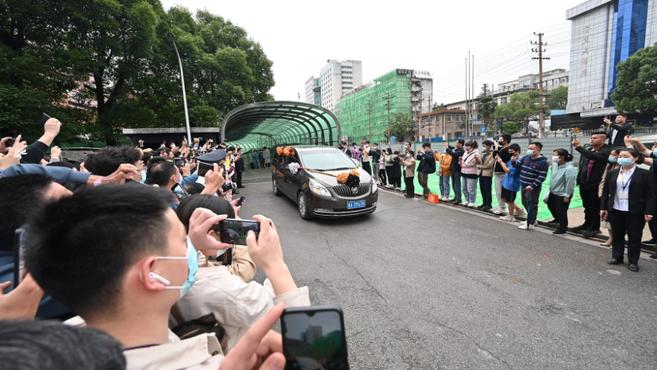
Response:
[549,161,577,197]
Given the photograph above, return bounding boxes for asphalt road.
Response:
[239,170,657,370]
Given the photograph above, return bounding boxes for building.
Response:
[337,69,433,144]
[304,77,321,106]
[494,69,569,105]
[304,60,362,112]
[564,0,657,118]
[418,109,466,140]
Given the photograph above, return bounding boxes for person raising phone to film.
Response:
[176,195,310,351]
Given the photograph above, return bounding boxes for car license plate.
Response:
[347,200,366,209]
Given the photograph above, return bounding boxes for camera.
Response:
[222,182,237,192]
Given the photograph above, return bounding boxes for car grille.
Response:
[332,183,370,197]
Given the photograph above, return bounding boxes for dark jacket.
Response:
[575,144,611,189]
[518,155,549,190]
[446,146,464,172]
[416,151,436,174]
[493,146,512,174]
[607,123,632,147]
[601,166,655,215]
[20,141,49,164]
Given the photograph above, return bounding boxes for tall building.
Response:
[304,60,362,112]
[565,0,657,118]
[304,77,321,106]
[337,69,433,144]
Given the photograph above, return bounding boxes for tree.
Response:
[385,112,414,141]
[612,43,657,113]
[477,94,497,130]
[493,91,538,133]
[501,122,521,135]
[546,86,568,110]
[432,103,446,111]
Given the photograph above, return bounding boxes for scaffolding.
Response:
[337,70,412,144]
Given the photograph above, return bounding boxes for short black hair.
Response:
[553,148,573,162]
[0,174,52,251]
[456,139,465,145]
[146,160,177,187]
[591,130,608,137]
[529,141,543,149]
[483,140,494,147]
[509,144,522,153]
[422,143,431,149]
[176,194,235,232]
[24,185,174,318]
[184,182,205,195]
[0,320,126,370]
[465,140,478,148]
[501,134,512,143]
[84,146,141,176]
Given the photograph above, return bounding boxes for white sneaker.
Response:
[491,207,503,215]
[499,215,515,222]
[467,203,476,208]
[518,221,527,229]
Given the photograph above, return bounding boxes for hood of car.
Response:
[307,168,372,187]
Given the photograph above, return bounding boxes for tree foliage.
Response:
[385,113,415,141]
[612,43,657,113]
[0,1,274,144]
[546,86,568,110]
[493,91,538,132]
[477,94,497,129]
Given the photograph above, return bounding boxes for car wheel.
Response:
[272,177,281,196]
[297,192,311,219]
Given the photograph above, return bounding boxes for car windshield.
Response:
[299,149,356,171]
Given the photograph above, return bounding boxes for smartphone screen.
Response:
[38,112,51,126]
[281,306,349,370]
[197,162,213,177]
[215,218,259,245]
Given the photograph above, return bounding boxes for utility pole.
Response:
[465,55,469,138]
[531,32,550,138]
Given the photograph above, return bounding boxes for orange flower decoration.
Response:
[350,169,360,177]
[283,146,295,157]
[336,173,349,184]
[276,147,284,156]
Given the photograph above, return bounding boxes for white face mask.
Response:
[551,155,560,163]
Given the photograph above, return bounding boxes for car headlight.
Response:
[371,181,378,193]
[309,179,332,198]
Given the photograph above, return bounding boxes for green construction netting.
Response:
[221,101,340,152]
[337,70,412,144]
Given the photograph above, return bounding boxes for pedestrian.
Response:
[403,151,416,198]
[384,148,394,187]
[572,131,611,237]
[478,140,495,211]
[604,114,632,147]
[371,143,381,182]
[601,148,655,272]
[361,140,372,175]
[436,149,452,200]
[460,141,480,207]
[492,135,513,215]
[626,138,657,257]
[389,151,402,189]
[496,144,522,222]
[518,142,549,230]
[547,149,577,234]
[598,148,621,246]
[378,149,388,185]
[235,147,245,189]
[262,146,271,168]
[445,139,465,204]
[351,143,361,162]
[416,143,436,198]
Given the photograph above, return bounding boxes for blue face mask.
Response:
[153,241,199,296]
[608,156,617,163]
[617,157,634,167]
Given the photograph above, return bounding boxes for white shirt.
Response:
[125,333,223,370]
[613,166,635,212]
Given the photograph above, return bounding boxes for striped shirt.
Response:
[518,155,549,190]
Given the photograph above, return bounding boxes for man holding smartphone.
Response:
[604,114,632,147]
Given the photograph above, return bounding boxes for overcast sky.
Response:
[161,0,584,104]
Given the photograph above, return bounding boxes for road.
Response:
[239,169,657,370]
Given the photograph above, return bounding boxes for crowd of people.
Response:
[0,117,310,369]
[340,114,657,272]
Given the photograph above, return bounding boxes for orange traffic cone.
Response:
[427,193,440,204]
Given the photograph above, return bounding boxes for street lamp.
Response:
[172,40,192,145]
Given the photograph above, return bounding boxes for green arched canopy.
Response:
[220,101,340,151]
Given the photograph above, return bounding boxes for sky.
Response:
[161,0,584,105]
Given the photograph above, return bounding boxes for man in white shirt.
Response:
[25,185,287,370]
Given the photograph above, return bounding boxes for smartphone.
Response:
[197,162,213,177]
[281,305,349,370]
[215,218,260,245]
[235,196,245,207]
[13,228,25,288]
[38,112,51,126]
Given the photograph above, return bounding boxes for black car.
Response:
[272,146,378,219]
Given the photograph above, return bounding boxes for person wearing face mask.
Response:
[546,149,577,234]
[176,195,309,351]
[600,149,655,272]
[460,141,481,207]
[495,144,522,222]
[435,149,452,201]
[444,139,465,204]
[477,140,496,211]
[416,143,436,199]
[492,135,515,215]
[572,131,611,238]
[24,185,291,369]
[517,142,549,230]
[598,149,622,247]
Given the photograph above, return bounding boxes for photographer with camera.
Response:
[176,195,310,351]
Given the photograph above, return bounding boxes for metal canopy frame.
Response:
[220,101,340,150]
